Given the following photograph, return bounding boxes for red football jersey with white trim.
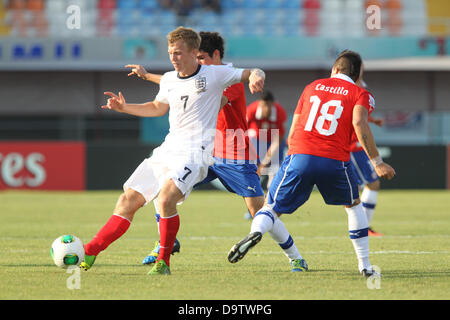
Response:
[288,74,375,161]
[213,82,253,160]
[246,101,287,142]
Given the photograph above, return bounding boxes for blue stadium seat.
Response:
[221,0,236,10]
[242,0,262,9]
[262,0,284,9]
[117,0,138,9]
[139,0,159,10]
[285,0,301,9]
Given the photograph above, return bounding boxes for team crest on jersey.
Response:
[195,76,207,93]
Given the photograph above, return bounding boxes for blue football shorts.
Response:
[349,150,379,185]
[267,154,360,214]
[194,158,264,197]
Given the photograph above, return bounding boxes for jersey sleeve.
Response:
[223,83,244,102]
[155,74,169,104]
[214,65,244,90]
[356,91,375,113]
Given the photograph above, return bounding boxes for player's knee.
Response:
[367,180,380,191]
[345,198,361,208]
[117,191,145,213]
[157,194,177,215]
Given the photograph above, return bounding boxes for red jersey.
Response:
[288,74,375,162]
[246,100,287,142]
[213,82,252,160]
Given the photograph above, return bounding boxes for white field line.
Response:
[1,234,450,241]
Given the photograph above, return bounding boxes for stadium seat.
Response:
[301,0,320,36]
[140,0,159,10]
[345,0,364,11]
[302,0,320,10]
[262,0,284,9]
[117,0,138,9]
[98,0,117,10]
[4,0,28,37]
[385,0,403,35]
[401,0,427,36]
[242,0,263,9]
[221,0,235,10]
[231,0,245,9]
[26,0,47,37]
[321,0,342,12]
[284,0,301,9]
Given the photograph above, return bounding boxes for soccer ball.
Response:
[51,235,85,268]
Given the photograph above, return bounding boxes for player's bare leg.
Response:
[80,189,146,270]
[244,195,265,218]
[148,179,184,275]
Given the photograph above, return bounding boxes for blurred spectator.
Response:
[173,0,195,25]
[26,0,47,37]
[5,0,27,37]
[199,0,221,14]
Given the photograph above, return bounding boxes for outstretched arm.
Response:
[240,68,265,94]
[125,64,163,85]
[353,105,395,180]
[101,91,169,117]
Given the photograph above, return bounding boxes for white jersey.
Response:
[155,64,244,154]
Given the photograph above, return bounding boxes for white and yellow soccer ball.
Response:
[51,235,85,268]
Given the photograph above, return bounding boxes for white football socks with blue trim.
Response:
[345,203,371,272]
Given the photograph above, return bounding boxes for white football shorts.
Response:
[123,145,211,205]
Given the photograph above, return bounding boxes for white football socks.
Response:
[251,206,302,261]
[345,203,371,272]
[361,188,378,224]
[269,218,303,260]
[250,206,277,235]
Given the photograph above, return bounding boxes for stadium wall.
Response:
[1,70,450,116]
[0,142,448,191]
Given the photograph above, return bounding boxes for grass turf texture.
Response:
[0,189,449,300]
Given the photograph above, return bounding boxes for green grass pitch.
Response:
[0,189,449,300]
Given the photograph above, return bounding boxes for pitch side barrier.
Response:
[0,142,448,190]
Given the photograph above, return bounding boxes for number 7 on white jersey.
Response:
[304,95,344,136]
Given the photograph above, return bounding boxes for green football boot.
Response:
[142,239,181,265]
[148,260,171,275]
[290,258,308,272]
[79,254,96,271]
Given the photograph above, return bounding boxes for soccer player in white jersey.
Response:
[127,31,307,272]
[79,27,265,275]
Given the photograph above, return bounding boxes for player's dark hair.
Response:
[333,50,362,82]
[199,31,225,59]
[260,90,274,102]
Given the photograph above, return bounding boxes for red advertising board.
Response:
[0,142,85,190]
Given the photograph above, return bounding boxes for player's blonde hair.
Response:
[167,27,201,50]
